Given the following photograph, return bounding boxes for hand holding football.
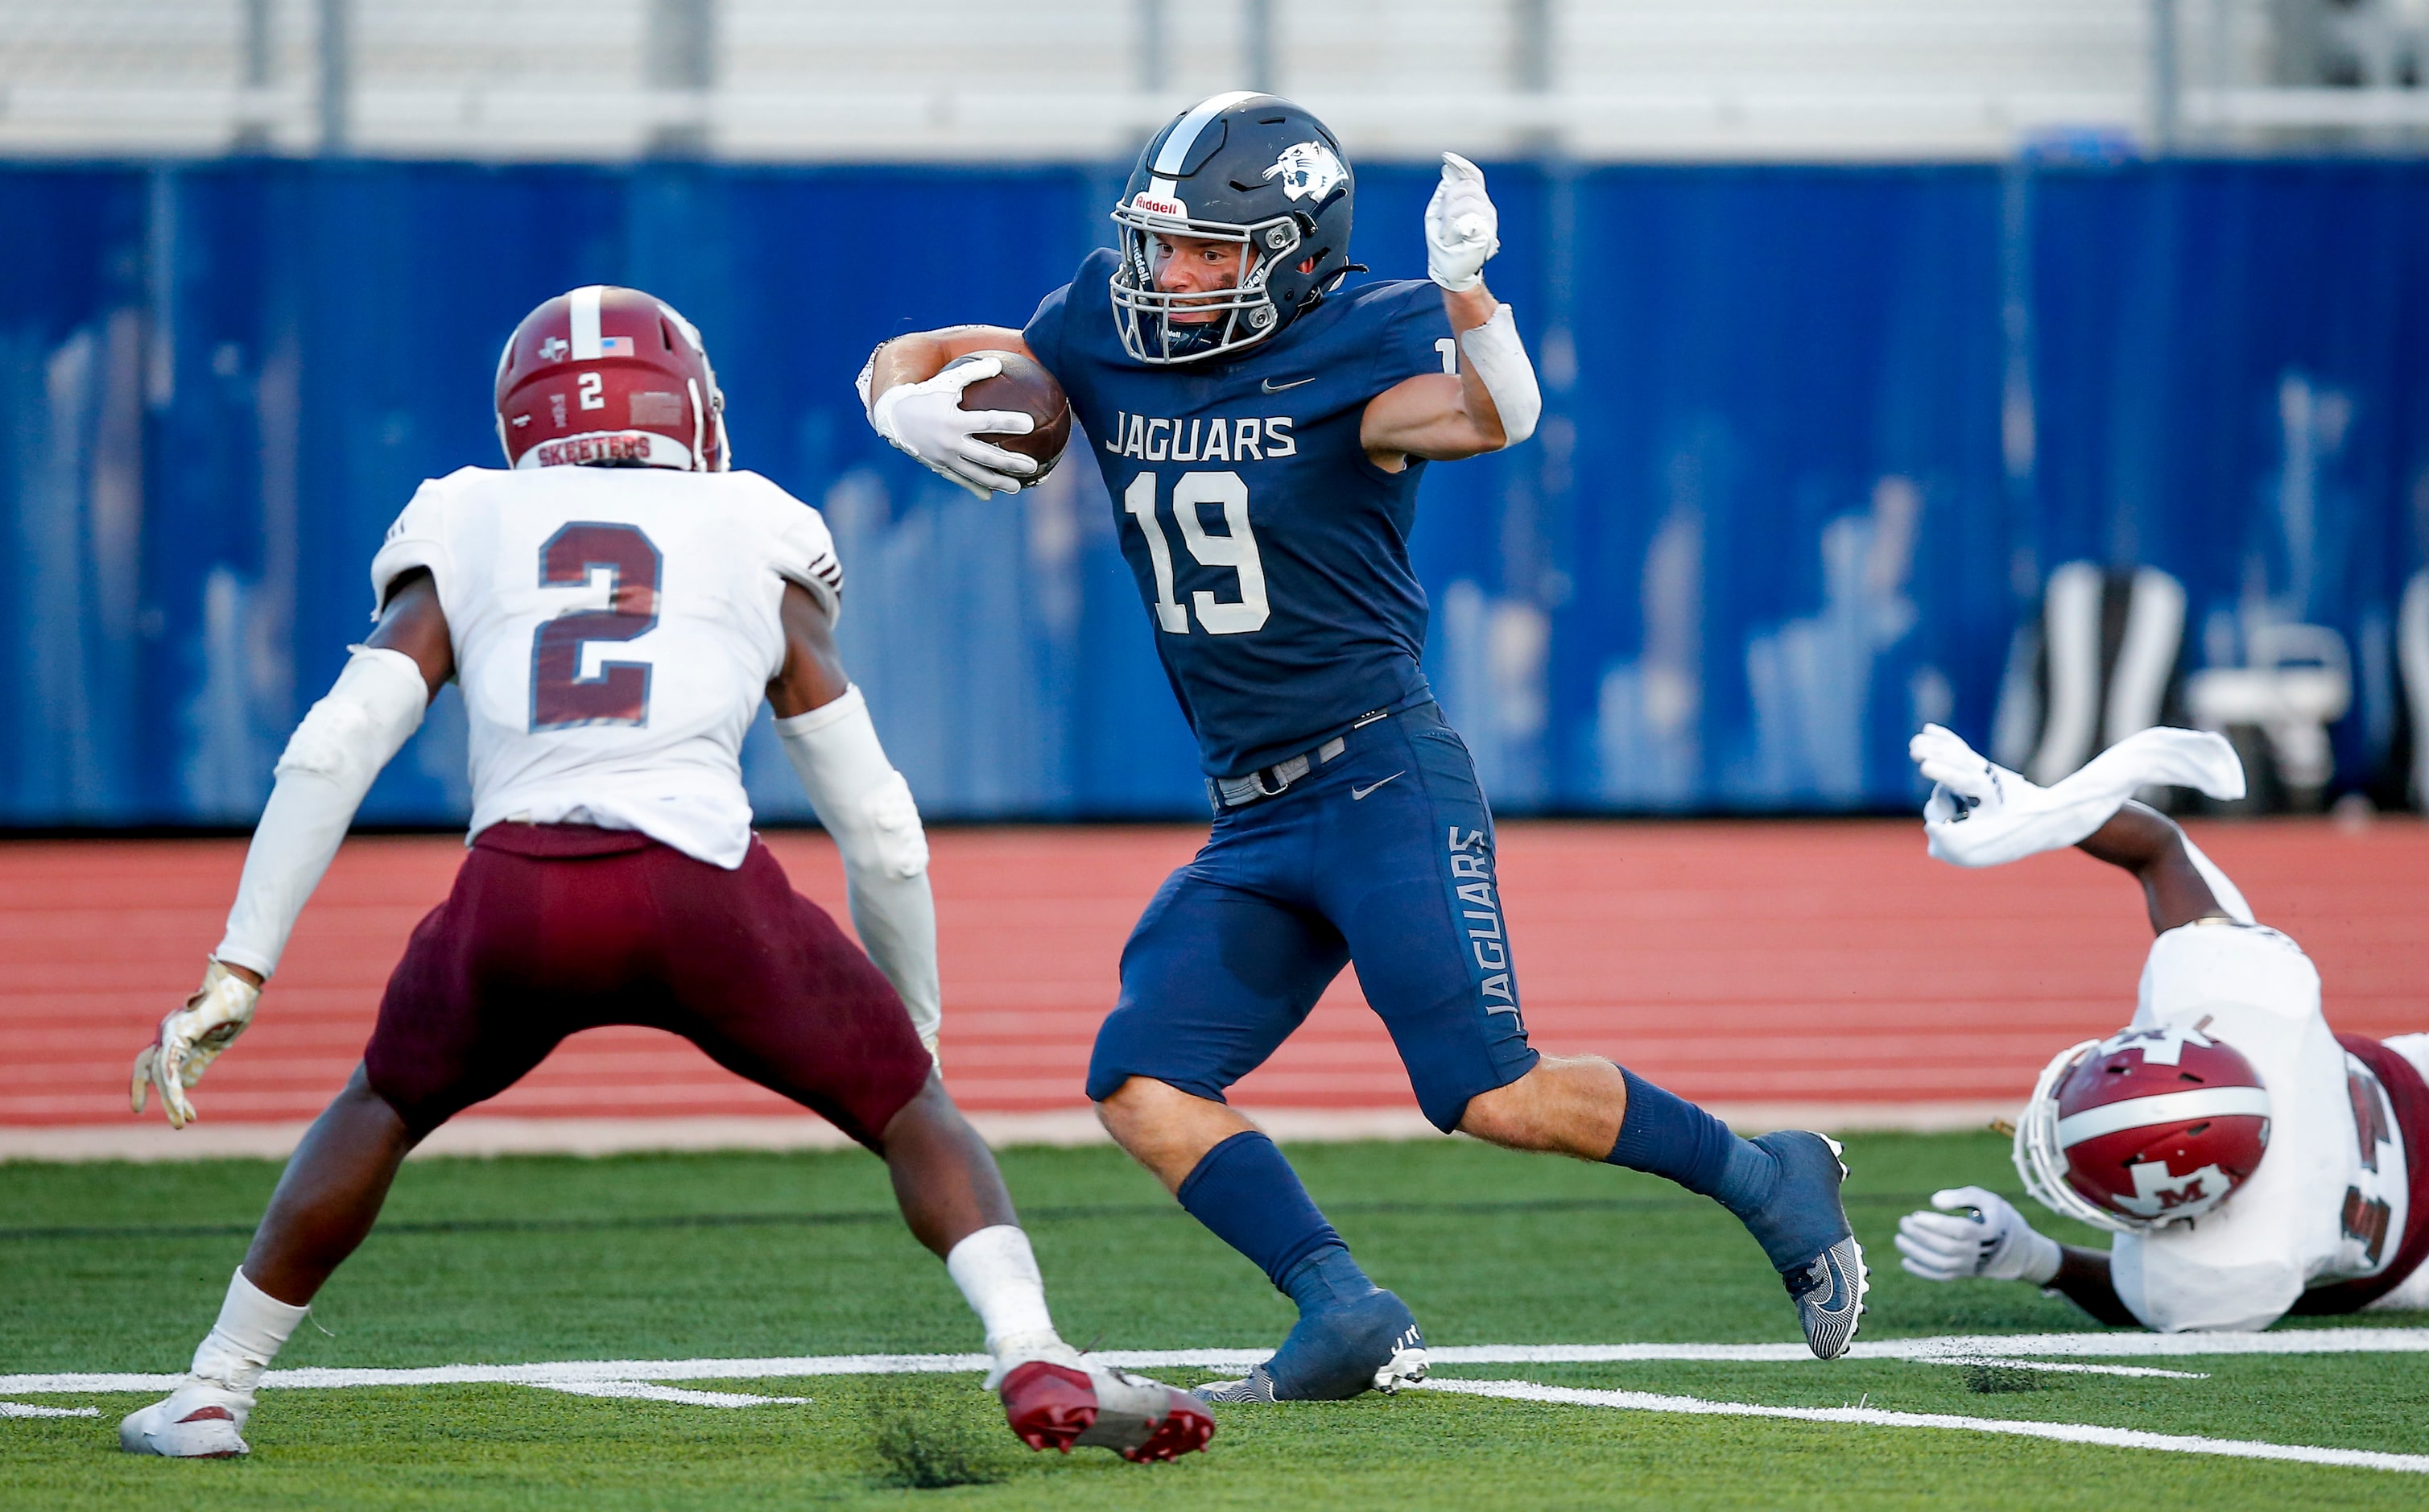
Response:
[942,350,1072,485]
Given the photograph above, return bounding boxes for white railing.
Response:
[2,0,2427,162]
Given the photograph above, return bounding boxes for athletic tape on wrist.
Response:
[1458,304,1541,446]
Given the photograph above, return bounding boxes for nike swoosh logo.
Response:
[1351,772,1404,800]
[1261,375,1317,392]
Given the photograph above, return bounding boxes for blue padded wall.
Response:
[2,159,2423,824]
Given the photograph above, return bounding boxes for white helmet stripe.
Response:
[1152,91,1262,176]
[569,285,605,361]
[2055,1085,2270,1147]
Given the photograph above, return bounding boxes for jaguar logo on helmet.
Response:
[1263,142,1346,204]
[2014,1019,2272,1233]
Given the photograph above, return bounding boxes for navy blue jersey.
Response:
[1023,248,1456,778]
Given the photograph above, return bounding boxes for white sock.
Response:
[945,1225,1061,1359]
[189,1267,310,1394]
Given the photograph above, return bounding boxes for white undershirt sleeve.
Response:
[214,647,430,977]
[774,686,941,1050]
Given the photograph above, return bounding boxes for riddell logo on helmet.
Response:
[535,434,651,468]
[1132,192,1188,219]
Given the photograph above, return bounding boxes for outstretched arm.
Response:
[766,583,942,1062]
[2074,802,2230,936]
[133,572,447,1126]
[1894,1185,2141,1328]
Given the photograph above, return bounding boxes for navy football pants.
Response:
[1088,702,1539,1131]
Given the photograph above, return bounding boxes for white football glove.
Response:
[130,960,262,1130]
[867,357,1038,499]
[1911,722,2036,827]
[1425,152,1500,292]
[1894,1185,2062,1284]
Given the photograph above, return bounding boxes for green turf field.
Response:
[5,1130,2424,1509]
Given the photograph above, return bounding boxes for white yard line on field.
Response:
[8,1328,2428,1397]
[529,1382,811,1407]
[1418,1377,2429,1475]
[1926,1358,2208,1379]
[10,1330,2429,1469]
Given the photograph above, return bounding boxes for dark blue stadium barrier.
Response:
[3,159,2423,825]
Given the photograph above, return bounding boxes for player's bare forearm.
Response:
[766,581,853,719]
[2076,801,2228,935]
[1361,284,1510,468]
[366,569,456,698]
[2048,1242,2140,1328]
[866,326,1037,407]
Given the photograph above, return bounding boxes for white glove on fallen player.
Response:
[130,960,262,1129]
[1425,152,1500,292]
[1911,722,2025,828]
[1912,721,2245,870]
[1895,1186,2062,1285]
[868,357,1038,500]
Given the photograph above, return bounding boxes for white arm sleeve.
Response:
[1458,303,1541,447]
[214,647,430,977]
[774,686,940,1048]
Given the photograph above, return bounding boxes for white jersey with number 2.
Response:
[369,465,843,868]
[2109,919,2422,1331]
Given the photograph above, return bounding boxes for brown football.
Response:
[945,349,1072,485]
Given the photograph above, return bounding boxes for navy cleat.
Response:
[1737,1131,1869,1359]
[1195,1285,1428,1403]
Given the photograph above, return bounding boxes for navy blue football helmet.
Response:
[1109,92,1357,364]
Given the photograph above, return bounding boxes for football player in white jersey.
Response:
[1892,725,2428,1332]
[117,286,1212,1464]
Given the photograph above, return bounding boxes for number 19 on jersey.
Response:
[1122,470,1269,636]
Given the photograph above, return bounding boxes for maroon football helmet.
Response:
[494,285,729,473]
[2015,1022,2271,1233]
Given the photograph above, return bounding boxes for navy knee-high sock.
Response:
[1605,1068,1778,1217]
[1176,1130,1374,1311]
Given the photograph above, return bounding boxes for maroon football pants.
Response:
[362,822,932,1146]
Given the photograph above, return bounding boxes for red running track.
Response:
[4,820,2424,1127]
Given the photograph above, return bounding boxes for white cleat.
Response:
[118,1378,253,1458]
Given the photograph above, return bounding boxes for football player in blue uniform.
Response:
[860,93,1866,1399]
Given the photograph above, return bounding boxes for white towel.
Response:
[1912,723,2245,870]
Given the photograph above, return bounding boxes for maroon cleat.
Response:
[997,1361,1214,1464]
